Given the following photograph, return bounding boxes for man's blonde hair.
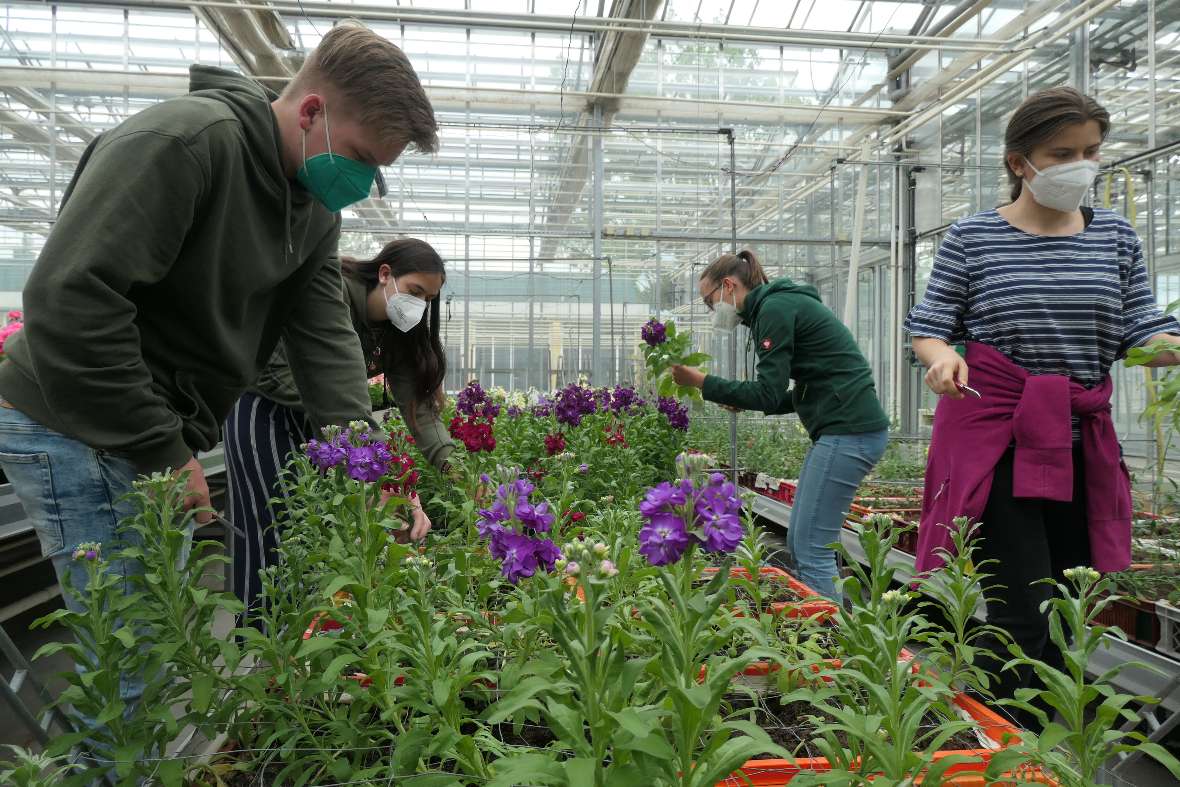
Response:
[287,22,438,153]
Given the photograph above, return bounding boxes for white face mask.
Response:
[384,278,428,332]
[1023,158,1100,213]
[712,286,741,332]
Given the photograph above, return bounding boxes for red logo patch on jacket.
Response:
[761,338,773,350]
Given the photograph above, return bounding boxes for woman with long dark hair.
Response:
[225,238,452,625]
[907,87,1180,725]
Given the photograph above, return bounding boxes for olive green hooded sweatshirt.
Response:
[702,278,889,441]
[0,66,372,473]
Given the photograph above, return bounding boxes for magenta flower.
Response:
[638,512,691,566]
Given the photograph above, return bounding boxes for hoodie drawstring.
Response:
[284,188,293,255]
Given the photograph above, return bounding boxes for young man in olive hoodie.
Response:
[0,23,437,710]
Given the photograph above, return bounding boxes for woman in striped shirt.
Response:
[906,87,1180,726]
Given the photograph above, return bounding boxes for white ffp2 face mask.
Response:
[385,278,428,332]
[1023,159,1100,213]
[712,287,740,332]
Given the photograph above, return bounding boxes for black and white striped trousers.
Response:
[224,391,314,630]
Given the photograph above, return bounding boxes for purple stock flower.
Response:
[455,381,487,416]
[345,442,392,483]
[578,463,590,475]
[657,397,690,431]
[515,499,555,533]
[477,467,564,582]
[533,538,562,572]
[637,473,744,565]
[641,318,667,347]
[639,481,688,518]
[609,385,642,413]
[555,383,598,427]
[698,508,743,553]
[506,405,523,418]
[531,396,554,418]
[476,500,511,539]
[306,438,347,471]
[498,530,541,583]
[638,513,691,566]
[511,477,536,499]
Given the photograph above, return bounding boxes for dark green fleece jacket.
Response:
[0,66,372,473]
[252,277,455,469]
[702,278,889,441]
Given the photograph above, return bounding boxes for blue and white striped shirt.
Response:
[905,208,1179,385]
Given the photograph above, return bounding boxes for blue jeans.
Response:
[788,429,889,599]
[0,404,189,725]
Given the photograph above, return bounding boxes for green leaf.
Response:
[322,575,356,599]
[295,636,338,659]
[191,674,214,713]
[366,606,390,634]
[487,753,564,787]
[608,707,660,741]
[321,653,357,685]
[95,699,126,726]
[562,757,598,785]
[1137,741,1180,779]
[113,628,136,649]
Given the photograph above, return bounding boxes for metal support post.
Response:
[725,128,738,484]
[591,101,604,385]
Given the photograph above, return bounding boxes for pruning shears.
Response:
[956,381,982,399]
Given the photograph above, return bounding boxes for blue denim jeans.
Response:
[788,429,889,599]
[0,404,192,729]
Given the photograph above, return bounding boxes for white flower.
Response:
[881,589,906,605]
[599,560,618,577]
[593,542,608,557]
[1063,566,1100,584]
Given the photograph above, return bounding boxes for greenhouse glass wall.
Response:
[1,0,1179,453]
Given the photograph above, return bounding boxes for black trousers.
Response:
[224,392,314,631]
[974,446,1090,729]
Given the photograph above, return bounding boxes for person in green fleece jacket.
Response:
[227,238,453,629]
[672,249,889,599]
[0,22,438,733]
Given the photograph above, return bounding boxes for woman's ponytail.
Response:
[703,248,770,288]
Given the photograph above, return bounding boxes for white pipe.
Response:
[18,0,1015,52]
[842,141,871,331]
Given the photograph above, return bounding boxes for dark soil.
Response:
[720,695,986,760]
[486,718,560,749]
[466,699,561,750]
